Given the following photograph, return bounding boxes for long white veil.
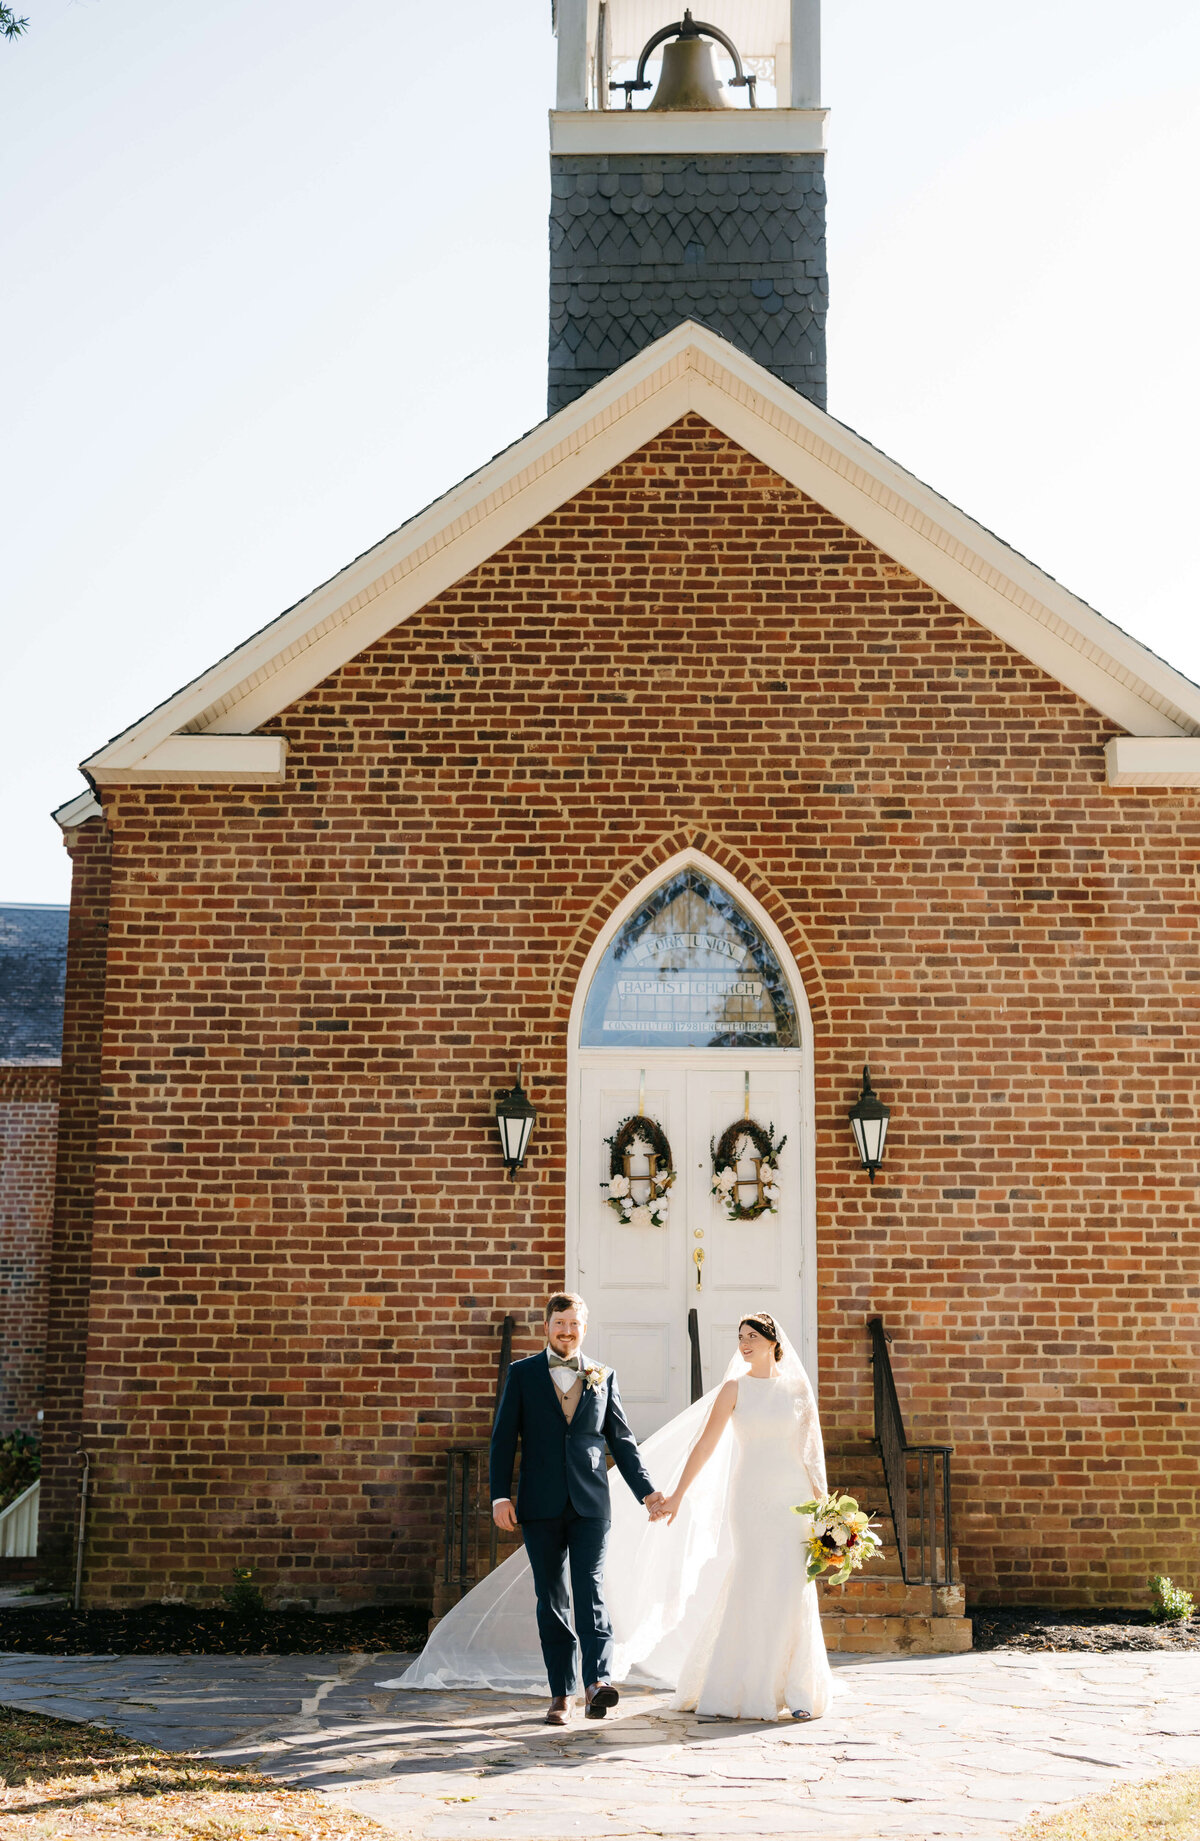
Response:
[390,1320,825,1694]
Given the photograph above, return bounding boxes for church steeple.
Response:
[548,0,827,414]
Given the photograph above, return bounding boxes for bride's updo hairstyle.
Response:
[739,1313,783,1362]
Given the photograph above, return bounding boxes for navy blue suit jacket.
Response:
[489,1351,655,1523]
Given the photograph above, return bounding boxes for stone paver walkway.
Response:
[0,1649,1197,1840]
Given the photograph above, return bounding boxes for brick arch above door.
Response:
[551,829,830,1039]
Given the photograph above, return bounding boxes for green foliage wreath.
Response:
[710,1118,786,1221]
[602,1115,677,1225]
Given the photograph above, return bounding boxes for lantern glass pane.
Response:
[851,1110,888,1168]
[497,1108,534,1166]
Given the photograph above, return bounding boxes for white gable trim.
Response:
[79,323,1200,787]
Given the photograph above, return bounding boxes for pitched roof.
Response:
[74,322,1200,796]
[0,904,69,1064]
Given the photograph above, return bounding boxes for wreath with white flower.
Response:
[603,1115,677,1229]
[710,1118,787,1221]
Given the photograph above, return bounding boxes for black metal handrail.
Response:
[494,1314,515,1415]
[441,1314,520,1595]
[867,1317,954,1587]
[687,1308,704,1402]
[442,1444,479,1593]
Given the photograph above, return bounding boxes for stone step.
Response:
[822,1576,965,1617]
[431,1579,972,1655]
[821,1611,973,1655]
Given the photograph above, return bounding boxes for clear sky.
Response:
[3,0,1198,904]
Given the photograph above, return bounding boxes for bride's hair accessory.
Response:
[739,1312,783,1361]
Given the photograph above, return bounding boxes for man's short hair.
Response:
[545,1291,588,1323]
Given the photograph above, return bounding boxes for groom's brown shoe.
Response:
[585,1681,619,1719]
[545,1696,572,1726]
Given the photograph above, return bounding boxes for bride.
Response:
[390,1310,833,1723]
[664,1311,832,1720]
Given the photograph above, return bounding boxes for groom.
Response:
[491,1291,664,1725]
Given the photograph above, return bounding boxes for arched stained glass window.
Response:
[580,871,798,1049]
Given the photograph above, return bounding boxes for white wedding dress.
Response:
[672,1372,832,1719]
[387,1322,833,1722]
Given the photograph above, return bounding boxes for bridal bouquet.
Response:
[792,1491,883,1586]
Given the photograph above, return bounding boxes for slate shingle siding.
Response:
[548,153,827,413]
[0,905,69,1063]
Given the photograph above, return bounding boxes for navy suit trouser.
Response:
[521,1506,613,1698]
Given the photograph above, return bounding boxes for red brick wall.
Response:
[0,1064,57,1435]
[70,417,1199,1608]
[38,817,112,1579]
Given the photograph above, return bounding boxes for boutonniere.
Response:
[583,1363,607,1395]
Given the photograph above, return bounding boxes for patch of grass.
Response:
[1019,1768,1200,1840]
[0,1703,386,1839]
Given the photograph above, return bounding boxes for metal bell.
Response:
[648,23,731,110]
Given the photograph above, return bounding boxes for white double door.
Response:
[573,1052,806,1439]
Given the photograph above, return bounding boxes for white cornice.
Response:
[52,790,102,831]
[1105,737,1200,786]
[548,107,827,155]
[89,735,288,786]
[79,323,1200,785]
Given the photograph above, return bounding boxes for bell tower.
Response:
[548,0,827,414]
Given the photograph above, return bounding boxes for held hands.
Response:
[492,1500,519,1534]
[644,1490,679,1524]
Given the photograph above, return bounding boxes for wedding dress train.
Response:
[387,1321,833,1720]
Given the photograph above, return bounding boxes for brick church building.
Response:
[36,0,1198,1622]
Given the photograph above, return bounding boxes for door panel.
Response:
[605,1323,672,1403]
[577,1069,686,1431]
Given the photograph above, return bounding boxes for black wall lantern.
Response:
[495,1069,537,1180]
[848,1063,890,1183]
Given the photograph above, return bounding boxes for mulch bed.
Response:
[0,1601,429,1657]
[972,1606,1200,1653]
[0,1597,1195,1659]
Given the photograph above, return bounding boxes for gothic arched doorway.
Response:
[566,851,816,1438]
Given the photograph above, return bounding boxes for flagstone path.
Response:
[0,1648,1198,1840]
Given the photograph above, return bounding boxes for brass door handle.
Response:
[693,1247,705,1290]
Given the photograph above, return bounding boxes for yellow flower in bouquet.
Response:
[793,1490,884,1586]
